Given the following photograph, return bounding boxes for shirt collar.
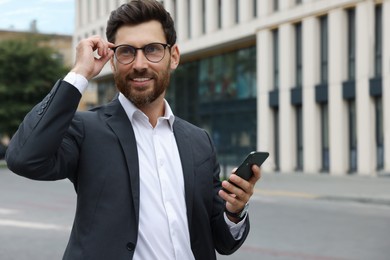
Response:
[118,92,175,130]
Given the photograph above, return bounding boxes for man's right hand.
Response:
[71,36,115,80]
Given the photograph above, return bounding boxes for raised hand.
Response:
[71,35,115,80]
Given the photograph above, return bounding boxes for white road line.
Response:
[0,208,18,215]
[0,219,71,231]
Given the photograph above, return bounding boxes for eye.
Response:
[117,46,135,57]
[144,44,162,54]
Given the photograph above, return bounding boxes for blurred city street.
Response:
[1,164,390,260]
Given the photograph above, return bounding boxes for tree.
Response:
[0,37,68,138]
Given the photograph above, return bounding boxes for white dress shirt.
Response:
[63,72,247,259]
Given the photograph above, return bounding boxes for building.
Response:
[0,29,96,111]
[74,0,389,176]
[0,29,73,68]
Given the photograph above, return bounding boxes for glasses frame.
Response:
[111,42,171,64]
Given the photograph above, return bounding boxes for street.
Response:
[0,166,389,260]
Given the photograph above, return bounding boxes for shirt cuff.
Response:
[63,72,89,94]
[224,212,247,240]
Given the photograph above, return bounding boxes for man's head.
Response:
[106,0,176,48]
[107,0,179,109]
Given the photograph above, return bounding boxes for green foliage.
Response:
[0,38,68,137]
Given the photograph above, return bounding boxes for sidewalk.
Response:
[257,172,390,206]
[2,159,390,205]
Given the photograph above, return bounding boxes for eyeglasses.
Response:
[111,42,171,64]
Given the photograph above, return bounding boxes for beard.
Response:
[114,64,171,108]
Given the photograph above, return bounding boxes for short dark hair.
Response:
[106,0,176,45]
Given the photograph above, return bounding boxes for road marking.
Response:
[255,189,319,199]
[0,208,18,215]
[0,219,71,231]
[241,245,351,260]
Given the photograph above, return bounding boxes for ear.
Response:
[110,56,116,72]
[170,44,180,70]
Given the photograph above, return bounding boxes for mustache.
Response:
[126,71,156,80]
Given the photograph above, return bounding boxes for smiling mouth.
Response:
[132,77,152,82]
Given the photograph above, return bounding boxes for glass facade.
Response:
[295,22,302,88]
[347,8,356,81]
[374,4,382,77]
[296,105,303,170]
[348,100,357,173]
[375,97,384,170]
[321,103,329,172]
[320,15,328,84]
[273,29,279,89]
[169,46,257,167]
[273,108,280,171]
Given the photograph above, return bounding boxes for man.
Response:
[6,1,261,259]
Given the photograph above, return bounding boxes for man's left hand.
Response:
[218,165,261,223]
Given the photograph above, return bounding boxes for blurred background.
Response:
[0,0,389,259]
[1,0,389,177]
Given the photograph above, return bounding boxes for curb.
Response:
[255,189,390,206]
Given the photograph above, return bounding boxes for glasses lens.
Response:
[116,46,136,64]
[144,43,165,62]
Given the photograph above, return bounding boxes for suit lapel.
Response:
[103,99,140,224]
[173,119,195,231]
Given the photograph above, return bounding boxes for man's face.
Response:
[111,20,179,108]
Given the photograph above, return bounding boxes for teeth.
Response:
[133,78,150,82]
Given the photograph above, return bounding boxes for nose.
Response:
[132,49,148,70]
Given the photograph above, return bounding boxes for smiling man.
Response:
[5,1,261,259]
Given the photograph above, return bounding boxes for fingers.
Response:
[91,36,115,57]
[226,165,261,195]
[219,165,262,213]
[72,36,115,80]
[249,164,261,184]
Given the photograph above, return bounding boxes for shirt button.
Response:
[126,242,135,251]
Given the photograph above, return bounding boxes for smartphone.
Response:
[233,151,269,181]
[223,151,269,193]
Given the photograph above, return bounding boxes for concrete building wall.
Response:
[74,0,390,176]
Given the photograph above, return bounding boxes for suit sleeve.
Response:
[5,79,83,182]
[209,138,250,255]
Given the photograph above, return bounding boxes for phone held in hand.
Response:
[223,151,269,193]
[233,151,269,181]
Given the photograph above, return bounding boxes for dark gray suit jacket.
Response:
[6,80,250,259]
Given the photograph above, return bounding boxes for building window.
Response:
[295,22,302,88]
[100,26,105,39]
[87,0,91,22]
[235,0,239,24]
[105,0,110,15]
[169,47,258,167]
[218,0,222,29]
[321,103,329,171]
[173,0,177,22]
[348,100,357,173]
[273,0,279,11]
[346,8,356,81]
[96,0,100,18]
[375,97,384,169]
[197,47,257,101]
[187,0,192,38]
[296,105,303,170]
[374,4,382,77]
[274,108,280,170]
[253,0,257,17]
[202,0,206,34]
[77,1,82,26]
[273,29,279,89]
[320,15,328,84]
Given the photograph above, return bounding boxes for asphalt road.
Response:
[1,166,389,260]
